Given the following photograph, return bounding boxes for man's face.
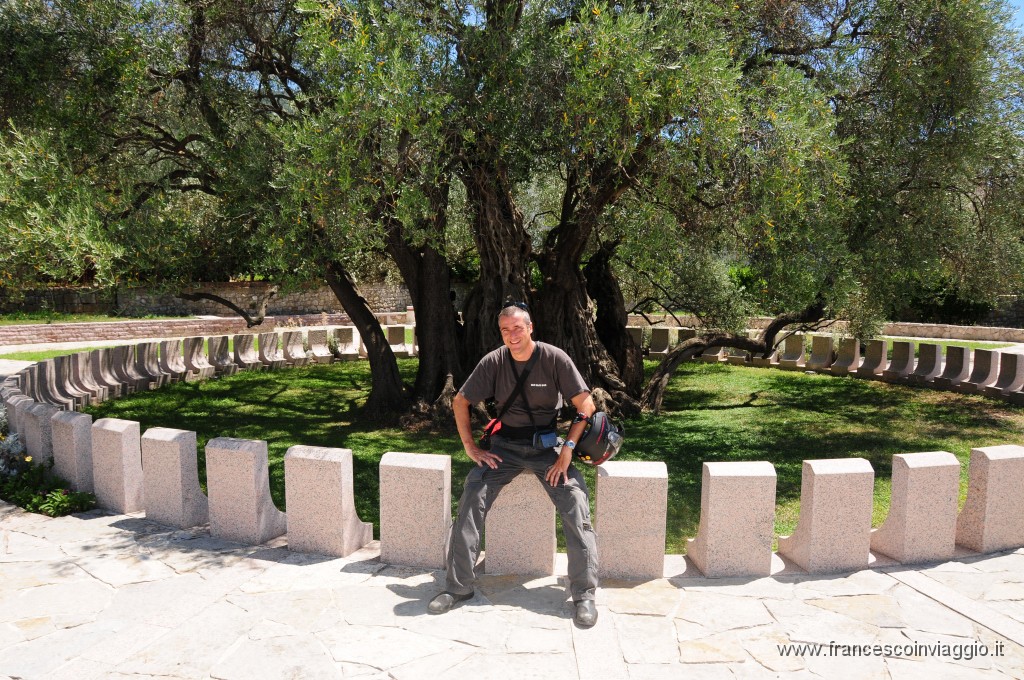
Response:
[498,312,533,353]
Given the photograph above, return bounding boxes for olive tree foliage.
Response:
[2,0,1023,418]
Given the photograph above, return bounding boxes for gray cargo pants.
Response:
[443,435,599,602]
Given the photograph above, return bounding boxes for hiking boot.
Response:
[573,600,598,627]
[428,591,473,614]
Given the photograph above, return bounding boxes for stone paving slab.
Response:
[3,501,1024,679]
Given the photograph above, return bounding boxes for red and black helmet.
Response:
[573,412,624,465]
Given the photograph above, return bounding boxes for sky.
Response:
[1010,0,1024,26]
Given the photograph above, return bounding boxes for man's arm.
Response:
[544,391,596,487]
[453,391,503,469]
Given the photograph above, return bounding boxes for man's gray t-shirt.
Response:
[459,342,589,429]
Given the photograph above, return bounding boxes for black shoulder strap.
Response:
[495,346,540,423]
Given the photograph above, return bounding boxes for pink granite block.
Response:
[92,418,144,513]
[597,461,668,580]
[205,437,287,545]
[7,394,33,435]
[51,410,94,493]
[870,452,959,563]
[281,330,309,367]
[983,352,1024,398]
[306,329,335,364]
[956,445,1024,553]
[208,336,239,375]
[649,328,675,358]
[385,325,412,358]
[956,349,1000,394]
[881,341,915,382]
[285,446,372,557]
[182,337,217,380]
[24,402,60,464]
[856,339,888,379]
[331,327,360,361]
[778,458,874,574]
[233,334,262,370]
[828,338,861,376]
[485,473,555,576]
[257,332,287,370]
[908,344,943,384]
[141,428,209,529]
[379,452,451,569]
[698,346,726,363]
[688,461,776,578]
[805,336,834,371]
[778,334,806,371]
[933,346,969,389]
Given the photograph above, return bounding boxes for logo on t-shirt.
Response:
[530,383,548,388]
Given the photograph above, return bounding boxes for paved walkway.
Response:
[1,502,1024,679]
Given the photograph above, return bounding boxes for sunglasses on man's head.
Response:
[499,301,529,315]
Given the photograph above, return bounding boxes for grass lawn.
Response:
[82,358,1024,552]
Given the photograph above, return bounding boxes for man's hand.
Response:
[545,448,573,487]
[466,443,503,469]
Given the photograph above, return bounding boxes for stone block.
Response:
[257,332,287,370]
[6,394,32,435]
[54,354,93,407]
[306,329,335,364]
[47,356,83,409]
[89,348,123,399]
[92,418,144,513]
[956,445,1024,553]
[331,327,360,361]
[141,428,209,529]
[71,351,107,403]
[597,461,668,580]
[136,342,170,387]
[649,328,675,358]
[870,451,958,563]
[933,346,969,389]
[777,458,874,574]
[379,452,451,569]
[281,330,309,367]
[208,336,239,375]
[23,402,60,464]
[36,360,75,408]
[983,352,1024,397]
[51,410,94,493]
[829,338,861,376]
[698,346,726,363]
[158,340,193,382]
[233,334,262,370]
[385,325,412,358]
[182,337,217,379]
[805,336,834,371]
[856,339,888,379]
[956,349,1000,394]
[114,344,153,392]
[881,341,915,382]
[688,461,776,578]
[908,343,943,384]
[206,437,287,544]
[778,334,806,371]
[485,472,555,576]
[725,338,750,366]
[285,446,372,557]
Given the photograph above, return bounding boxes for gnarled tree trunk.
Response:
[324,262,408,419]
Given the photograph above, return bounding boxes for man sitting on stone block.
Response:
[429,302,600,627]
